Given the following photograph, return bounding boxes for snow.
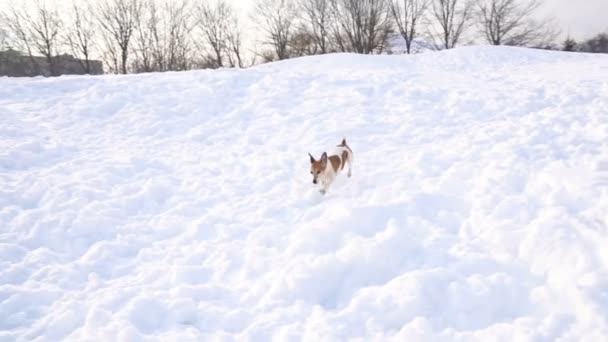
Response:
[1,46,608,341]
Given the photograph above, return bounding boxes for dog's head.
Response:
[309,152,327,184]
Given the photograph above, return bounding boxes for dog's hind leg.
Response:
[347,157,352,177]
[340,150,352,178]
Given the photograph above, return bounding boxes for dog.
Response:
[309,138,353,195]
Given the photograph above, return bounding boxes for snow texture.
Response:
[1,46,608,341]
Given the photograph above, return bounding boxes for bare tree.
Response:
[3,1,64,76]
[390,0,428,54]
[226,15,245,67]
[98,0,142,74]
[134,0,195,72]
[130,0,195,73]
[3,2,102,76]
[0,23,8,50]
[562,36,577,52]
[164,0,195,71]
[147,1,165,71]
[329,0,393,54]
[252,0,296,60]
[101,32,120,73]
[133,0,155,72]
[298,0,332,54]
[30,2,63,75]
[197,0,234,67]
[2,6,34,61]
[428,0,473,49]
[476,0,554,46]
[0,25,8,73]
[65,2,96,73]
[289,28,318,56]
[579,33,608,54]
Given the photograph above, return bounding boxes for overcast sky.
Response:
[1,0,607,41]
[541,0,608,39]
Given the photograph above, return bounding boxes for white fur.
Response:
[318,165,336,194]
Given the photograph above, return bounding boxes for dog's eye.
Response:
[316,171,320,175]
[310,171,313,174]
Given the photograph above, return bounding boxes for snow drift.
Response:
[1,46,608,341]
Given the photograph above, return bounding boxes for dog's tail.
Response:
[337,138,353,170]
[337,138,351,150]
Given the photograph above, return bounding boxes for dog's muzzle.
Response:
[312,179,317,184]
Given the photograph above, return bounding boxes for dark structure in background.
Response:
[0,49,104,77]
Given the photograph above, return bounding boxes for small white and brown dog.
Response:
[309,138,354,195]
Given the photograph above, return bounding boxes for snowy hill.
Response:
[1,46,608,341]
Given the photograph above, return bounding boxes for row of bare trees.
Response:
[96,0,248,73]
[253,0,394,59]
[0,0,247,74]
[252,0,558,60]
[0,0,560,75]
[563,33,608,54]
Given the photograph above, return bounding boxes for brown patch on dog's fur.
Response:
[311,148,349,174]
[341,150,348,170]
[329,155,341,173]
[310,159,326,174]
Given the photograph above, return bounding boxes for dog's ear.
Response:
[320,152,328,164]
[341,138,346,145]
[309,153,315,163]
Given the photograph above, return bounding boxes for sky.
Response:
[1,0,607,41]
[541,0,608,39]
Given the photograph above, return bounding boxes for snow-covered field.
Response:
[1,46,608,341]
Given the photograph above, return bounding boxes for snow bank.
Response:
[1,46,608,341]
